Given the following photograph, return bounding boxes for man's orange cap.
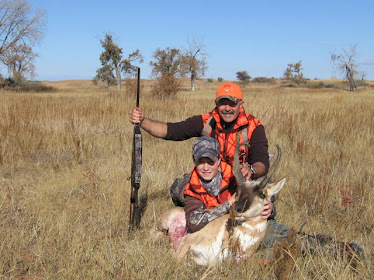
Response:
[216,82,243,102]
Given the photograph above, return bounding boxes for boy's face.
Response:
[195,157,221,181]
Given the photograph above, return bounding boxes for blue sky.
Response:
[29,0,374,81]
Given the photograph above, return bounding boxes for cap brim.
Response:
[194,151,219,162]
[215,95,240,103]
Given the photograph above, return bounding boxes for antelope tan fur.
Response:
[158,140,286,266]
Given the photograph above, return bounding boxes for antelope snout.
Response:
[235,199,250,213]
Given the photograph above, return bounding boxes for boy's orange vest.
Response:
[184,161,236,209]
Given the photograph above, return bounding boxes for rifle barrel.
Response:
[129,67,142,230]
[136,67,140,107]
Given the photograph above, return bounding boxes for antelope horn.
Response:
[233,143,249,186]
[233,133,248,187]
[258,144,282,189]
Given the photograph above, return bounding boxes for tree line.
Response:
[94,32,364,96]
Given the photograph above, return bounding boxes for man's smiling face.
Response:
[216,98,243,123]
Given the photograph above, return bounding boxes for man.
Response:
[129,82,269,180]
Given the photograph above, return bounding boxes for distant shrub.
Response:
[236,71,251,83]
[207,78,214,83]
[124,78,145,96]
[304,82,323,89]
[1,85,56,92]
[252,77,277,84]
[125,78,137,96]
[0,77,15,87]
[0,78,56,92]
[217,77,223,82]
[283,61,305,85]
[355,79,368,87]
[151,75,181,98]
[280,83,298,88]
[304,81,336,89]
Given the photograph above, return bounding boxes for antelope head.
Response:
[232,140,286,221]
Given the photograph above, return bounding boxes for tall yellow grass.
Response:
[0,80,373,279]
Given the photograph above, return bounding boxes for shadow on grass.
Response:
[129,188,170,233]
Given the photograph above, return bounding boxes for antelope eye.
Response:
[259,193,266,199]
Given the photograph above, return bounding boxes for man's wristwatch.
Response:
[250,164,257,174]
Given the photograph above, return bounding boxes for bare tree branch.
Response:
[2,42,37,79]
[330,44,359,91]
[0,0,46,80]
[0,0,46,54]
[181,36,207,91]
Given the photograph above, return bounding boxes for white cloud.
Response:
[295,42,313,47]
[319,41,342,45]
[359,58,374,66]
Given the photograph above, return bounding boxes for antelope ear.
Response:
[266,178,286,196]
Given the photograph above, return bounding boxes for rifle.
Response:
[129,67,142,229]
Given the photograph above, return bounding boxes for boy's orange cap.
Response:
[216,82,243,102]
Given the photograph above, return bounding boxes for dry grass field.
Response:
[0,79,373,279]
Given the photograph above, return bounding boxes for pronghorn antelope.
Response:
[158,140,286,266]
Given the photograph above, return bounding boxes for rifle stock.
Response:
[129,67,142,229]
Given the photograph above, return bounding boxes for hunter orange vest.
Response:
[201,108,262,164]
[184,161,236,209]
